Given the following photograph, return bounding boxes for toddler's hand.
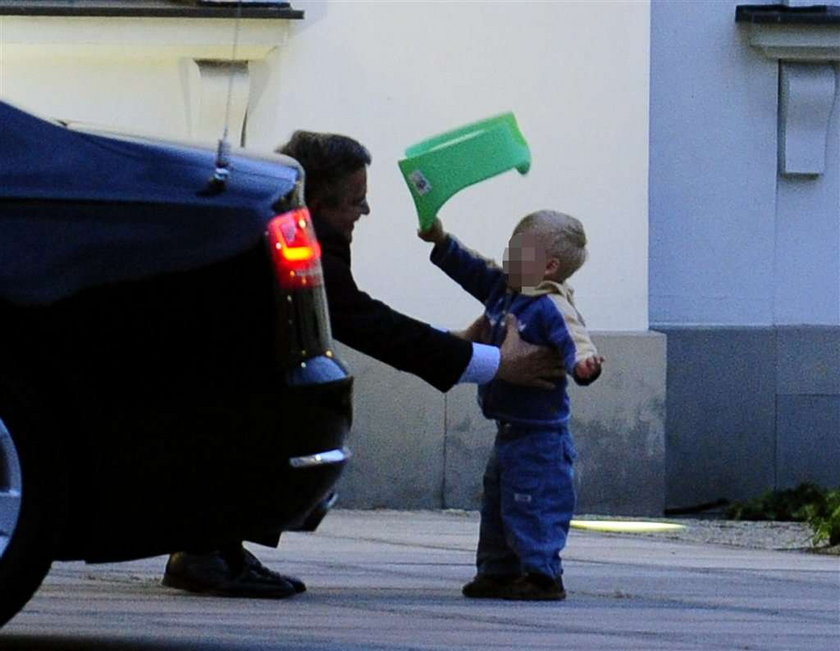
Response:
[452,314,491,343]
[574,355,604,380]
[417,217,447,244]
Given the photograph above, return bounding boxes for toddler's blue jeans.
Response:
[476,423,577,580]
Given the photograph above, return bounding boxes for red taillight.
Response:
[267,208,323,289]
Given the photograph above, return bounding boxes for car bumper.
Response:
[58,366,353,563]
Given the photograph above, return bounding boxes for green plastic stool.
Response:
[398,113,531,231]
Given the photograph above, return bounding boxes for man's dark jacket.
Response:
[314,218,472,392]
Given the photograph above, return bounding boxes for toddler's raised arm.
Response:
[419,219,506,304]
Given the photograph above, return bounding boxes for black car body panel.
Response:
[0,100,300,305]
[0,100,352,608]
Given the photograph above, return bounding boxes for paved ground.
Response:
[1,510,838,650]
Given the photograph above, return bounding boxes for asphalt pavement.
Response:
[1,509,838,650]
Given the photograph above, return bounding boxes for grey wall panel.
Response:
[656,327,777,509]
[777,326,840,396]
[657,325,839,508]
[334,344,446,509]
[333,324,837,512]
[569,333,666,516]
[333,333,666,516]
[441,383,496,510]
[445,333,667,516]
[776,395,840,490]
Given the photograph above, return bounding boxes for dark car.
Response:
[0,100,353,627]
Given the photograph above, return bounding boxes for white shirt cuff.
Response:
[457,343,500,385]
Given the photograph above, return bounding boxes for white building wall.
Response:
[260,0,651,333]
[0,16,294,142]
[0,2,651,333]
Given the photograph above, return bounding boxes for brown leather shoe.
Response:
[162,546,305,599]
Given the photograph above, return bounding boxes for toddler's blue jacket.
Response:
[431,236,599,427]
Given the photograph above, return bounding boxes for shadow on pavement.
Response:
[0,636,249,651]
[0,636,389,651]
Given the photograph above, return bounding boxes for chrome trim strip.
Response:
[289,447,351,469]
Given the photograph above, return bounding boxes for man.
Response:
[161,131,565,598]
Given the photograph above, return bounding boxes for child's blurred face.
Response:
[504,230,548,291]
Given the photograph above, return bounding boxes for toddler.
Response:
[419,210,603,600]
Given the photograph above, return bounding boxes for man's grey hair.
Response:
[513,210,588,281]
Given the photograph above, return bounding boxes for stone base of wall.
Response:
[653,325,840,512]
[334,331,667,516]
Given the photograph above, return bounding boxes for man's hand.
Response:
[417,217,447,245]
[495,314,564,389]
[574,355,605,381]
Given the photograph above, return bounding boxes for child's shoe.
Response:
[462,573,518,599]
[503,572,566,601]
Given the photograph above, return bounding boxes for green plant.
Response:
[804,489,840,547]
[725,483,825,522]
[726,483,840,548]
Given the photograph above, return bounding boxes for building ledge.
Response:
[0,3,299,60]
[736,4,840,24]
[0,1,303,19]
[736,4,840,61]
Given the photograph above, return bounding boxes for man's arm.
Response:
[323,239,563,393]
[324,251,472,392]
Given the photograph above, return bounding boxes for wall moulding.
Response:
[185,59,251,145]
[736,5,840,176]
[779,62,837,176]
[0,16,288,60]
